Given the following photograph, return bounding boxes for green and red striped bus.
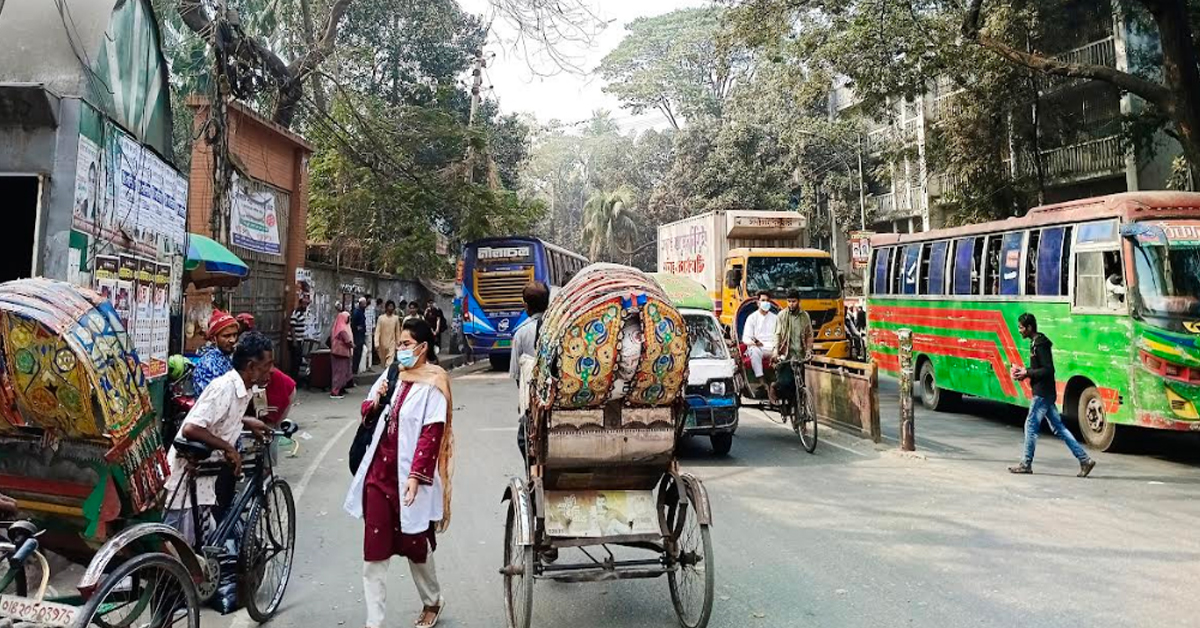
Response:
[866,192,1200,451]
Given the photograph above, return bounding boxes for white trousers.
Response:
[363,555,442,628]
[747,345,774,378]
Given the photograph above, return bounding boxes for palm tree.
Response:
[582,187,639,262]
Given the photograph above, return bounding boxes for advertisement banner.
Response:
[849,231,875,271]
[231,176,281,255]
[544,490,658,538]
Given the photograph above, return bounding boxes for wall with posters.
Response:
[302,263,428,345]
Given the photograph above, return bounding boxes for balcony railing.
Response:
[868,189,922,218]
[1055,36,1116,68]
[1003,135,1126,181]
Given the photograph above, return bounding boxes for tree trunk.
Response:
[299,0,328,113]
[1147,0,1200,182]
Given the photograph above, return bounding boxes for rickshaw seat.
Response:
[173,437,213,460]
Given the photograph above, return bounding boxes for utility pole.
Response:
[857,133,867,230]
[465,48,486,185]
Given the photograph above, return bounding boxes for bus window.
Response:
[983,236,1003,295]
[872,248,891,294]
[1078,220,1118,244]
[1000,232,1023,295]
[1074,250,1108,309]
[1102,250,1126,309]
[1061,226,1074,295]
[890,246,904,295]
[953,238,976,295]
[1024,230,1041,295]
[1037,227,1065,296]
[902,245,920,294]
[918,243,932,294]
[927,241,949,295]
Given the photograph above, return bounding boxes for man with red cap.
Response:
[194,309,240,394]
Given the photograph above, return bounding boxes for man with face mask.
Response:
[163,331,275,544]
[741,291,779,397]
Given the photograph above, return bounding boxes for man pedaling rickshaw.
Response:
[771,290,815,404]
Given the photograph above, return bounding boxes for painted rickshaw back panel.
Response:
[0,279,168,547]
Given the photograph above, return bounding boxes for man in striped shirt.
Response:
[288,294,311,379]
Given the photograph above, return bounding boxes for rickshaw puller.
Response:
[772,290,814,403]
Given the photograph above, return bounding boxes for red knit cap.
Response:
[236,313,255,331]
[208,309,238,338]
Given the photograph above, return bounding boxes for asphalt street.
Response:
[207,367,1200,628]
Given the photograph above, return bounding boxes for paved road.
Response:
[208,368,1200,628]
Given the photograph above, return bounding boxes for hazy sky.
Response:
[457,0,709,131]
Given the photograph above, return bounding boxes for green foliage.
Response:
[583,187,640,262]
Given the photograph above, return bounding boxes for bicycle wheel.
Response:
[502,497,534,628]
[239,478,296,623]
[793,384,818,454]
[74,552,200,628]
[666,478,714,628]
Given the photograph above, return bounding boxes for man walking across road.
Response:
[1009,313,1097,477]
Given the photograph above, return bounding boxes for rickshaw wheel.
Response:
[793,385,818,454]
[503,497,534,628]
[75,552,200,628]
[239,478,297,623]
[664,479,714,628]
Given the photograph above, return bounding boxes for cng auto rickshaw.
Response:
[650,273,739,455]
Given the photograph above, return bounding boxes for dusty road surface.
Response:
[204,367,1200,628]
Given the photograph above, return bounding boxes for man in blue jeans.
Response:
[1009,313,1097,477]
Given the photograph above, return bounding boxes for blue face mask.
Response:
[397,347,420,369]
[759,300,772,312]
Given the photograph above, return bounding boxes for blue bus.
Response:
[457,237,588,369]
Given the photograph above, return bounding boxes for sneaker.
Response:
[1007,463,1033,474]
[330,392,346,400]
[1078,459,1097,478]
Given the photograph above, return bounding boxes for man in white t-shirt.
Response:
[163,332,274,544]
[742,291,779,389]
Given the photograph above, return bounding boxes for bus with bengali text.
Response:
[866,192,1200,451]
[457,237,588,370]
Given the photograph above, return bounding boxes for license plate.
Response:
[0,595,79,626]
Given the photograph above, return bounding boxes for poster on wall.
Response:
[72,135,103,234]
[93,256,119,310]
[154,263,171,365]
[849,231,875,271]
[136,259,155,361]
[116,255,137,331]
[231,175,282,256]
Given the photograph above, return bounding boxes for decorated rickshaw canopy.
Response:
[0,278,152,440]
[534,264,689,410]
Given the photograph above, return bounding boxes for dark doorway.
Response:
[0,176,39,282]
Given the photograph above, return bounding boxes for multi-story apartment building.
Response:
[828,5,1182,243]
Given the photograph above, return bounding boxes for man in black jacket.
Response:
[1009,313,1097,477]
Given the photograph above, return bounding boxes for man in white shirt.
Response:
[163,332,274,544]
[742,291,779,384]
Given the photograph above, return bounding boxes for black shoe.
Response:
[1007,463,1033,474]
[1078,459,1096,478]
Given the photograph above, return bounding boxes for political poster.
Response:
[231,176,281,255]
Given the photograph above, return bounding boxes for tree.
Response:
[583,187,640,262]
[597,7,754,128]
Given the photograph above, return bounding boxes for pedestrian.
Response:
[424,299,446,355]
[193,309,240,394]
[372,298,384,363]
[773,289,813,404]
[1008,313,1097,477]
[345,319,453,628]
[289,295,312,380]
[236,312,256,334]
[510,281,550,458]
[404,301,422,324]
[163,332,274,545]
[364,296,378,371]
[741,291,778,398]
[331,311,355,400]
[353,297,369,375]
[375,300,402,367]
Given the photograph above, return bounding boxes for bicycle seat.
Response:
[173,437,213,460]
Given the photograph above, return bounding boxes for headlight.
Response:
[709,380,727,396]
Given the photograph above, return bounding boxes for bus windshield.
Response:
[1132,242,1200,318]
[745,256,839,299]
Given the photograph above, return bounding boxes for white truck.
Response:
[657,210,808,307]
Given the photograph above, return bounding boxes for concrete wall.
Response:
[303,263,428,345]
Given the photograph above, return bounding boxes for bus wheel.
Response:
[1076,386,1126,452]
[919,360,959,412]
[489,354,510,372]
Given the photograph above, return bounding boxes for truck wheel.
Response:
[489,354,510,372]
[919,360,959,412]
[710,433,733,456]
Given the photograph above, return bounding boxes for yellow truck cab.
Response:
[721,247,848,358]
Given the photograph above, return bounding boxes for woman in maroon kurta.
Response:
[351,320,450,628]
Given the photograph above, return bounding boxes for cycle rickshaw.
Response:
[0,279,295,627]
[503,264,715,628]
[731,298,818,453]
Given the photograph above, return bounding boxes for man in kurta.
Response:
[374,300,401,367]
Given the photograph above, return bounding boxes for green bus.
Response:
[866,192,1200,451]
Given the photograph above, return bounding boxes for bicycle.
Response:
[773,354,818,454]
[168,420,299,623]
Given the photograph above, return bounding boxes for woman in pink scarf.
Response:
[331,311,354,399]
